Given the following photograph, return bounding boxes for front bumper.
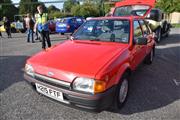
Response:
[24,74,117,112]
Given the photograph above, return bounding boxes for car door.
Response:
[131,20,146,69]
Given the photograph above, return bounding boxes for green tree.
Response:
[0,0,19,21]
[63,0,78,12]
[71,4,81,16]
[156,0,180,14]
[47,5,60,13]
[19,0,45,15]
[71,2,100,18]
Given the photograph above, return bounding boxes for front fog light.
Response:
[25,64,34,77]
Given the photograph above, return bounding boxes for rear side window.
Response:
[76,18,83,23]
[133,21,143,39]
[139,20,150,36]
[59,19,68,23]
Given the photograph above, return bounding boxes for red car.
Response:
[48,20,56,33]
[24,0,156,112]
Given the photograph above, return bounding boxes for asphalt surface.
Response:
[0,29,180,120]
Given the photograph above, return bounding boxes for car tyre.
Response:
[144,48,154,64]
[112,73,129,111]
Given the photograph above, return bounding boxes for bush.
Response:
[71,3,100,18]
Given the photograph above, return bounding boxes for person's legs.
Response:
[44,31,51,48]
[6,29,9,38]
[30,29,34,43]
[6,28,11,38]
[27,29,30,42]
[40,31,46,49]
[9,28,11,37]
[39,31,42,42]
[35,28,39,40]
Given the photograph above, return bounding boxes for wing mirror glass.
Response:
[135,37,148,45]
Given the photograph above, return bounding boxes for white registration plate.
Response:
[35,83,64,102]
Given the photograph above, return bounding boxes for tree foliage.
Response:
[156,0,180,14]
[63,0,78,12]
[19,0,45,15]
[0,0,19,21]
[71,2,100,18]
[47,5,60,13]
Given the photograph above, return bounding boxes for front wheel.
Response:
[113,75,129,111]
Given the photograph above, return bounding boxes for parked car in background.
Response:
[131,8,171,42]
[48,20,56,33]
[14,15,26,33]
[112,0,171,43]
[75,17,85,27]
[56,17,85,35]
[0,21,17,33]
[24,0,156,112]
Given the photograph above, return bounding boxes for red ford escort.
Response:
[24,0,156,112]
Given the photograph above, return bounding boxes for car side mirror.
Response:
[135,37,148,45]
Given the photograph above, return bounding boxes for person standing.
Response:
[34,5,51,50]
[25,13,34,43]
[34,13,41,41]
[3,17,11,38]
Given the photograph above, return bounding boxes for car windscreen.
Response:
[113,5,150,17]
[73,19,130,43]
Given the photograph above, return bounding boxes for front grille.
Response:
[34,73,71,90]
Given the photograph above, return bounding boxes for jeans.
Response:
[27,29,34,42]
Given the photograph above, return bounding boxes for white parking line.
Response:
[173,79,180,86]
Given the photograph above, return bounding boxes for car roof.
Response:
[89,16,144,21]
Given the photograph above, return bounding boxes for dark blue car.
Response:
[56,17,85,35]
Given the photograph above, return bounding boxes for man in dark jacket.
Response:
[3,17,11,38]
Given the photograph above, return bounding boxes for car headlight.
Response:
[25,64,34,77]
[72,77,106,94]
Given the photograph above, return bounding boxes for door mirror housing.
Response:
[135,37,148,45]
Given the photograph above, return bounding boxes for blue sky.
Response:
[12,0,64,9]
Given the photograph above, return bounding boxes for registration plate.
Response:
[35,83,64,102]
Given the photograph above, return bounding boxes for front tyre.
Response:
[113,74,129,111]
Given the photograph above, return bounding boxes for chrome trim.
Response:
[34,73,71,87]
